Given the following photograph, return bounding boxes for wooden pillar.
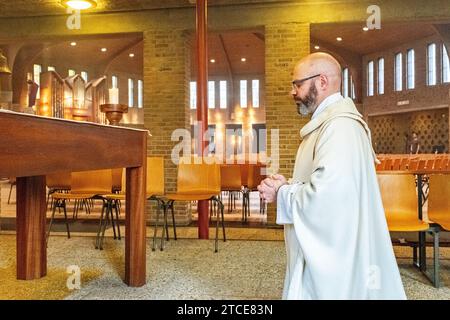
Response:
[196,0,209,239]
[16,175,47,280]
[125,136,147,287]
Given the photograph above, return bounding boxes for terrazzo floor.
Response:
[0,227,449,300]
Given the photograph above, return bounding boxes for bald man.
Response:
[258,53,406,300]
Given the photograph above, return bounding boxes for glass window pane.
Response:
[395,53,402,91]
[190,81,197,109]
[407,49,415,89]
[47,66,55,72]
[219,80,227,109]
[138,80,143,108]
[443,44,450,83]
[252,79,260,108]
[68,69,75,77]
[128,78,134,107]
[427,43,436,86]
[378,58,384,95]
[342,68,349,97]
[208,81,215,109]
[112,76,118,89]
[240,80,247,108]
[367,61,374,96]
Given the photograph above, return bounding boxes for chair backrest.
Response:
[71,169,113,194]
[247,164,267,189]
[377,174,418,221]
[46,172,71,190]
[146,157,165,196]
[428,174,450,226]
[177,157,221,195]
[111,168,123,192]
[220,164,242,191]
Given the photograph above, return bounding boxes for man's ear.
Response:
[319,74,328,91]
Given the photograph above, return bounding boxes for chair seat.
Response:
[103,193,125,201]
[430,214,450,231]
[165,193,217,201]
[52,192,97,200]
[387,217,430,232]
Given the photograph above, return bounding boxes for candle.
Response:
[109,88,119,104]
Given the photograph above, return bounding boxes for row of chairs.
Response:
[378,173,450,287]
[220,163,267,222]
[376,154,450,172]
[46,157,243,253]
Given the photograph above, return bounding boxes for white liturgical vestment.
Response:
[276,97,406,300]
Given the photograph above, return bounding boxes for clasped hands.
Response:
[257,174,287,203]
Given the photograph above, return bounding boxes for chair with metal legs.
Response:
[165,157,225,252]
[378,173,439,287]
[145,157,169,251]
[427,174,450,288]
[48,169,112,246]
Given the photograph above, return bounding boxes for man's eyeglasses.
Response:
[292,74,321,89]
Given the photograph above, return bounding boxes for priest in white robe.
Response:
[258,52,406,300]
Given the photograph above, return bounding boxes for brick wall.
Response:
[362,34,450,154]
[265,23,310,225]
[143,29,191,225]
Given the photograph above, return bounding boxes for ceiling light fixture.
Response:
[241,58,246,62]
[101,48,107,52]
[61,0,97,10]
[70,42,77,46]
[363,27,369,31]
[129,53,135,58]
[336,37,343,42]
[314,45,320,50]
[210,59,215,63]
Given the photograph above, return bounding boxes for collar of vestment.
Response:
[300,97,362,139]
[311,92,344,120]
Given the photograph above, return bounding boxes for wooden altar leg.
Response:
[125,165,146,287]
[16,175,47,280]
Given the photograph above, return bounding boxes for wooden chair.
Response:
[145,157,168,251]
[48,169,112,244]
[220,164,243,213]
[378,173,440,287]
[165,157,225,252]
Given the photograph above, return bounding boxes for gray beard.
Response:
[296,102,313,116]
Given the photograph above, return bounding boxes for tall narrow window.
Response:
[367,61,374,96]
[351,77,356,100]
[406,49,415,89]
[342,68,349,97]
[33,64,42,98]
[190,81,197,109]
[47,66,55,72]
[240,80,247,108]
[377,58,384,95]
[442,44,450,83]
[252,79,260,108]
[208,81,215,109]
[427,43,437,86]
[394,53,402,91]
[112,75,118,89]
[128,78,134,107]
[68,69,75,77]
[81,71,88,82]
[219,80,227,109]
[138,80,143,108]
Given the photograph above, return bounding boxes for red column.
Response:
[196,0,209,239]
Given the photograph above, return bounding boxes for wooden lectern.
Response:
[0,110,147,287]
